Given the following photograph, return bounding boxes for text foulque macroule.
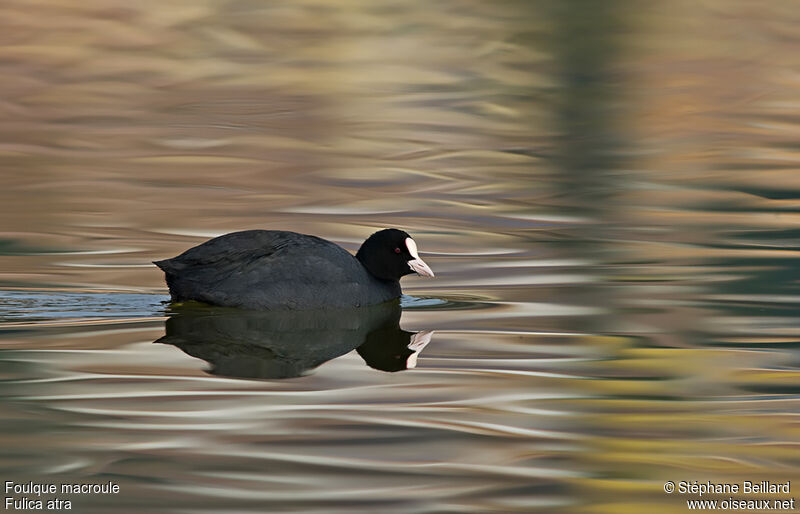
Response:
[5,480,121,511]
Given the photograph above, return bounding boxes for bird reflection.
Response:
[155,300,432,379]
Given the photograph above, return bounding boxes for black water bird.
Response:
[154,228,434,310]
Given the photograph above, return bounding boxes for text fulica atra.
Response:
[154,228,434,309]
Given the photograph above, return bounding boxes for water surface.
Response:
[2,0,800,512]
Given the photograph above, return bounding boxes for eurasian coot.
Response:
[154,228,434,309]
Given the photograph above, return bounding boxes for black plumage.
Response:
[154,228,433,310]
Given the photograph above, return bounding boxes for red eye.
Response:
[394,247,401,254]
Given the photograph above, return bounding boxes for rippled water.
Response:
[2,0,800,512]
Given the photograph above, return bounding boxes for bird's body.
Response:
[154,229,432,310]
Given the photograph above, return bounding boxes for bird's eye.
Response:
[394,247,401,254]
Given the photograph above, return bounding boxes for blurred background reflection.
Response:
[1,0,800,512]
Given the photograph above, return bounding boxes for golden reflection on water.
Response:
[1,0,800,512]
